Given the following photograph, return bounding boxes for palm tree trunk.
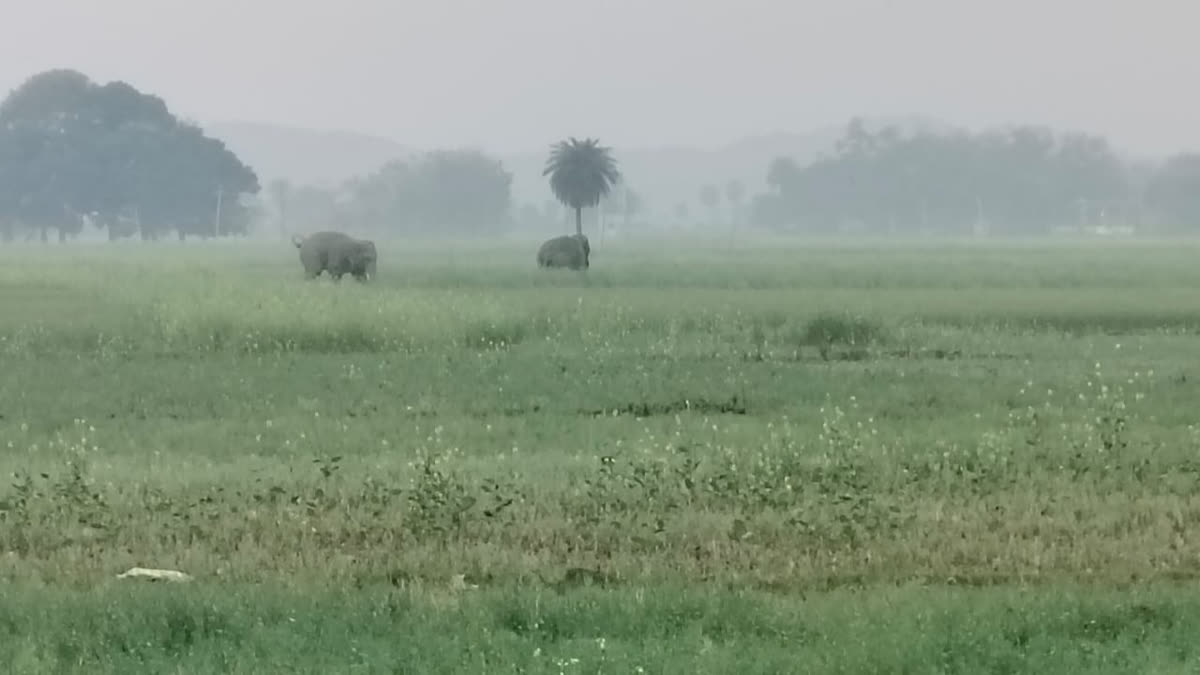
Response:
[575,207,582,236]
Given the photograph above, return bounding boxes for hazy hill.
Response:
[206,116,947,221]
[207,121,416,189]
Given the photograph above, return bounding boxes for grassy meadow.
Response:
[3,234,1200,672]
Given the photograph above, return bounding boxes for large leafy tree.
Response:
[542,137,621,236]
[338,149,513,235]
[751,119,1133,235]
[406,150,513,232]
[0,68,259,241]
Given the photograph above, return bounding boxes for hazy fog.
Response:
[3,0,1198,156]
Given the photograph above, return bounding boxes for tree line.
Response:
[749,118,1200,235]
[5,67,1200,242]
[0,69,529,242]
[272,150,516,238]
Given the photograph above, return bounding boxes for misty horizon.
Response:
[3,0,1198,158]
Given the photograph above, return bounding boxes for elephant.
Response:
[536,233,590,271]
[292,231,377,281]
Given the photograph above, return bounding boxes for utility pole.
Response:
[214,187,224,239]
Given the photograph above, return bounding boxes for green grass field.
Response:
[3,235,1200,673]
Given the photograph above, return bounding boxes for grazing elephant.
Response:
[536,233,590,271]
[292,231,377,281]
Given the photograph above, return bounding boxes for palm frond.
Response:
[541,136,622,211]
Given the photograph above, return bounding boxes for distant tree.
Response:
[341,161,410,231]
[542,200,563,227]
[129,122,259,239]
[0,68,259,242]
[725,179,745,223]
[699,184,721,224]
[543,137,621,236]
[339,149,512,235]
[766,157,801,193]
[674,202,690,224]
[0,119,91,242]
[268,179,293,239]
[622,188,644,227]
[1145,153,1200,230]
[517,202,546,228]
[407,149,512,232]
[750,118,1132,236]
[0,69,93,123]
[599,180,624,239]
[286,185,342,234]
[724,179,746,244]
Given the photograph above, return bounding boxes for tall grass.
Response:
[2,236,1200,669]
[4,583,1199,673]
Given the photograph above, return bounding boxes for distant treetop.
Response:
[0,68,259,242]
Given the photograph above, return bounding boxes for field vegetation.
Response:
[3,235,1200,672]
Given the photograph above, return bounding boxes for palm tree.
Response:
[543,137,621,236]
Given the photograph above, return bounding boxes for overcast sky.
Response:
[2,0,1196,155]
